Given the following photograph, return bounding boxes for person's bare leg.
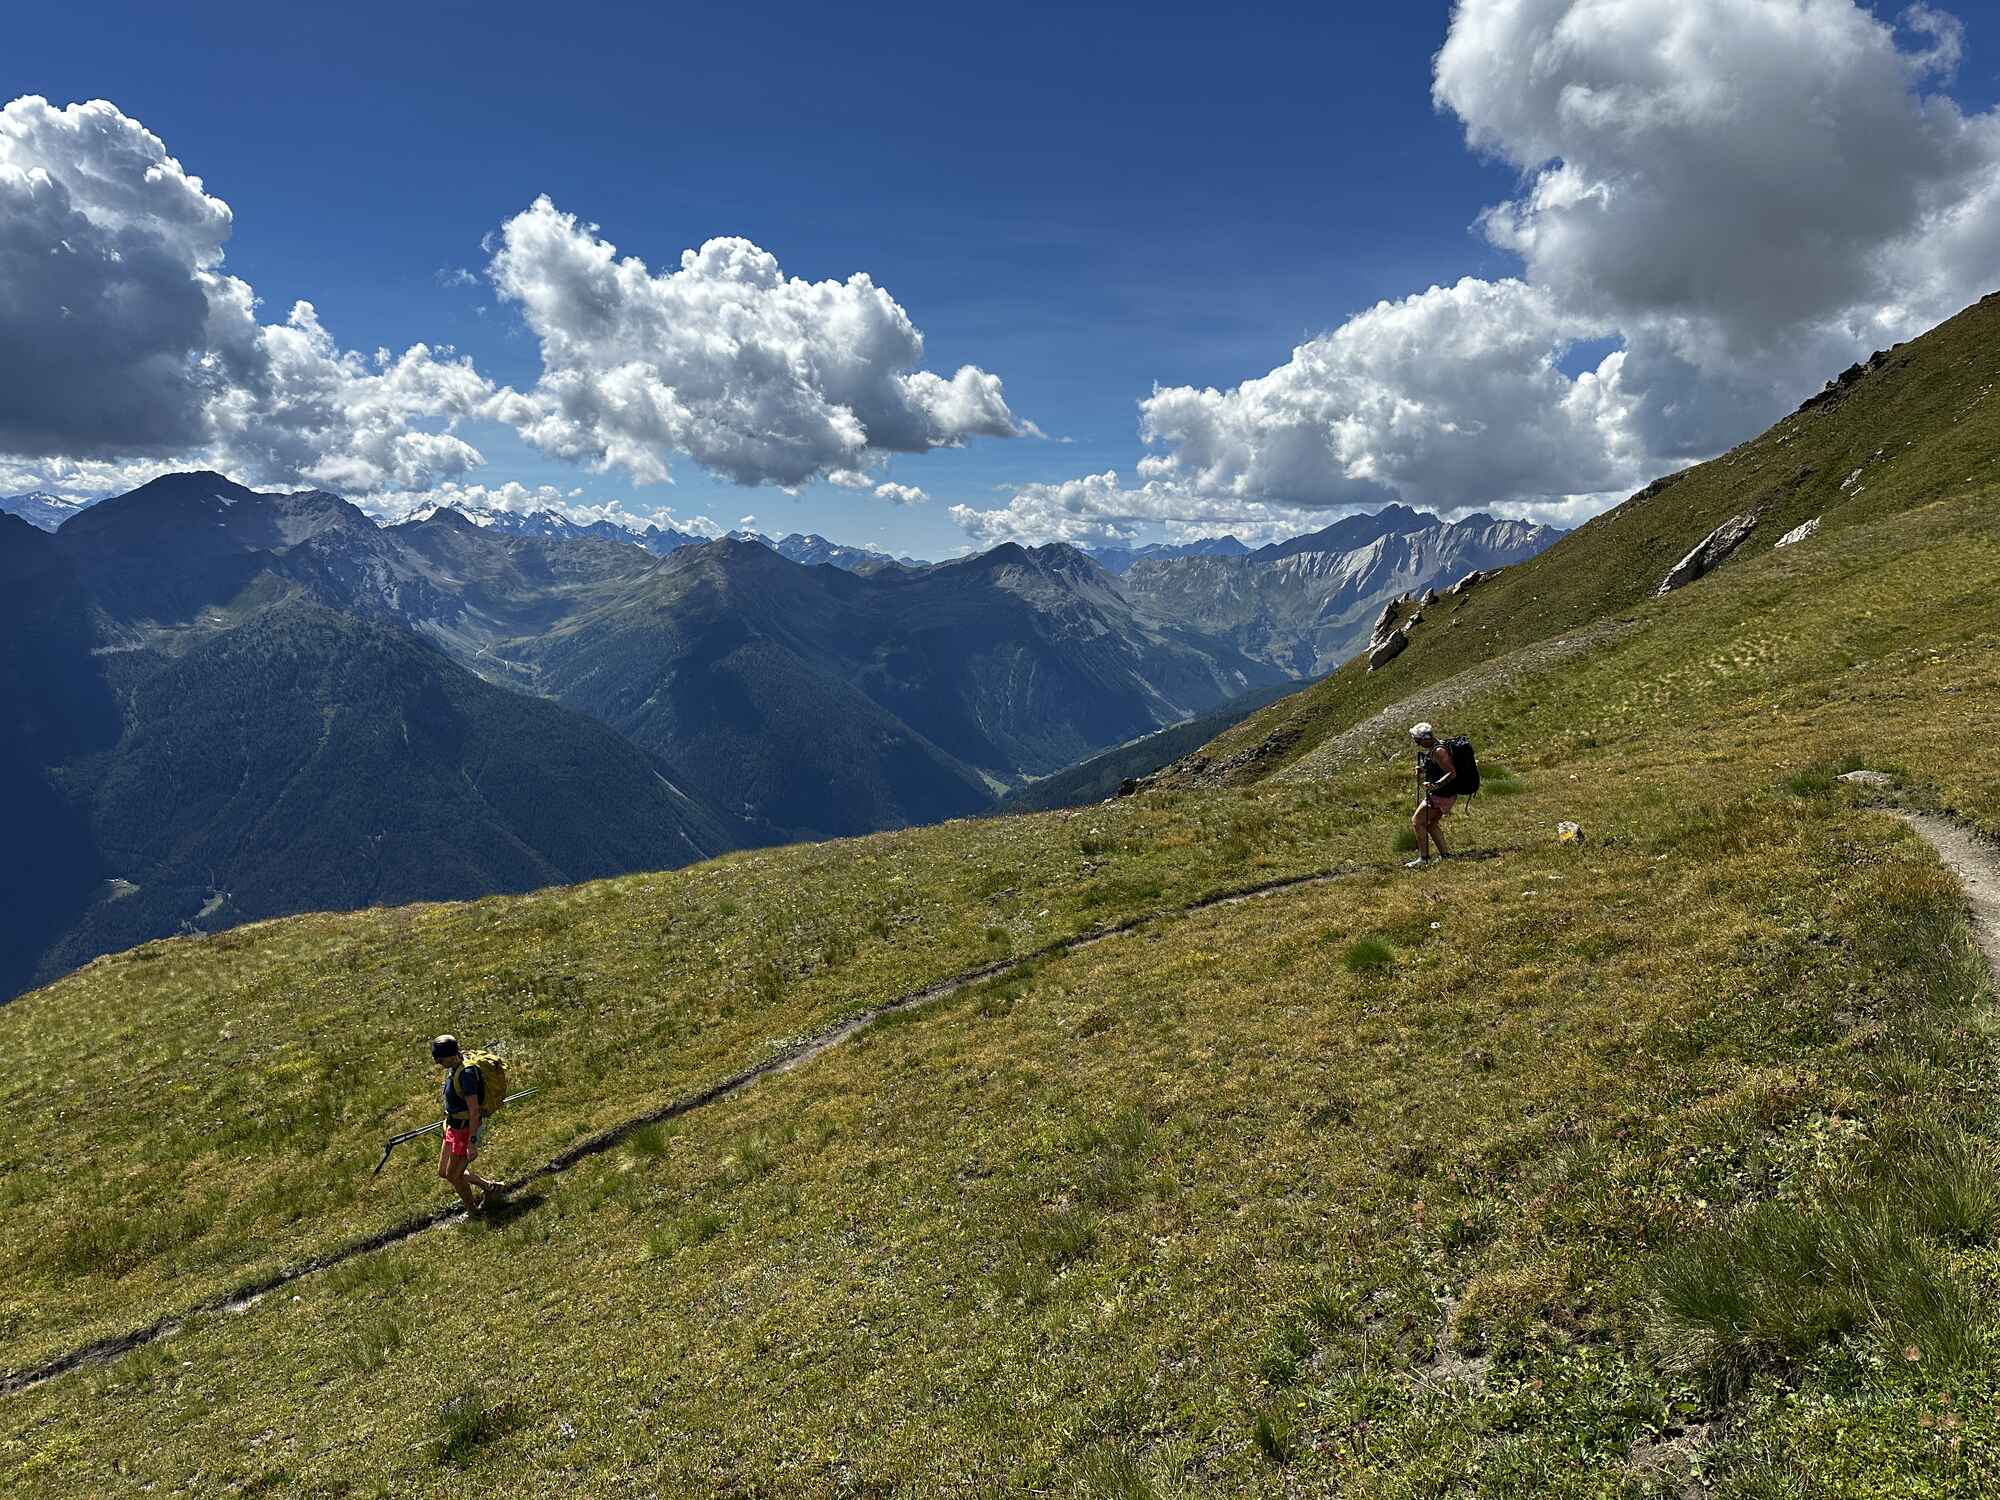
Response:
[1411,804,1432,860]
[465,1139,498,1193]
[440,1146,480,1210]
[1432,814,1451,859]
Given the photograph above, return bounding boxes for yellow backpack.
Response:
[456,1050,510,1114]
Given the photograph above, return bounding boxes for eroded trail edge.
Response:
[1,855,1422,1399]
[1894,810,2000,976]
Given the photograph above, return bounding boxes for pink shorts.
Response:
[1422,795,1456,818]
[444,1122,485,1159]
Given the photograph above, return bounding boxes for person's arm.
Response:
[1431,744,1456,792]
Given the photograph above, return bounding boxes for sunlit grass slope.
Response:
[3,482,1999,1496]
[5,324,2000,1491]
[1161,290,2000,791]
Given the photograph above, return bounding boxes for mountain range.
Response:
[2,472,1562,998]
[406,502,916,572]
[0,494,740,1003]
[0,491,97,531]
[1083,535,1252,572]
[1119,510,1561,675]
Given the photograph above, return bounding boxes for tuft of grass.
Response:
[1890,1131,2000,1246]
[433,1384,503,1466]
[1250,1406,1296,1466]
[648,1206,725,1260]
[720,1134,781,1188]
[750,956,786,1008]
[1256,1316,1315,1387]
[327,1252,420,1297]
[1343,937,1395,974]
[625,1123,673,1159]
[92,1341,177,1396]
[1392,826,1419,853]
[1648,1192,1986,1399]
[344,1312,407,1372]
[1070,1108,1155,1212]
[1784,756,1864,797]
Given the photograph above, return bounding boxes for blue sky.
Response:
[9,1,2000,555]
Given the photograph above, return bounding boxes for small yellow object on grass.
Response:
[1557,821,1585,844]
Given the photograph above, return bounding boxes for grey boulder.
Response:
[1368,628,1408,671]
[1656,511,1759,596]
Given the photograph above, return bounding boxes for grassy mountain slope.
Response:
[1156,291,2000,791]
[5,463,1998,1497]
[6,302,2000,1495]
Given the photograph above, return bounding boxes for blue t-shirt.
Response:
[442,1063,485,1123]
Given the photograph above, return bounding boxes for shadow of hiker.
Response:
[472,1191,547,1229]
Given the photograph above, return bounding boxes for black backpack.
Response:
[1443,736,1481,795]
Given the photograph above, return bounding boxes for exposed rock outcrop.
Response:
[1656,511,1759,596]
[1369,598,1405,648]
[1448,570,1485,597]
[1368,628,1409,671]
[1775,517,1822,549]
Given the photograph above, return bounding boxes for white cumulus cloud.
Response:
[1438,0,2000,455]
[484,196,1030,490]
[960,0,2000,545]
[872,481,927,506]
[0,96,496,494]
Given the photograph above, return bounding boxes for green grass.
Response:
[6,301,2000,1494]
[1342,936,1395,974]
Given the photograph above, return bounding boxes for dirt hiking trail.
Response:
[8,805,1993,1404]
[4,851,1486,1399]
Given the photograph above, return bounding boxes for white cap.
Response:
[1409,722,1435,742]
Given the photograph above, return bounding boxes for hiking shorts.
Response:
[1420,794,1456,820]
[444,1121,486,1159]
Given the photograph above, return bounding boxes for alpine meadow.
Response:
[8,2,2000,1497]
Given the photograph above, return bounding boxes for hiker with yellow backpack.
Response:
[432,1035,507,1213]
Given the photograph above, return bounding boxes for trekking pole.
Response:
[371,1089,538,1176]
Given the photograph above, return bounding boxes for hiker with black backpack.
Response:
[1405,721,1477,868]
[432,1035,504,1213]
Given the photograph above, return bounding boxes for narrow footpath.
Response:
[10,805,1992,1403]
[2,855,1421,1399]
